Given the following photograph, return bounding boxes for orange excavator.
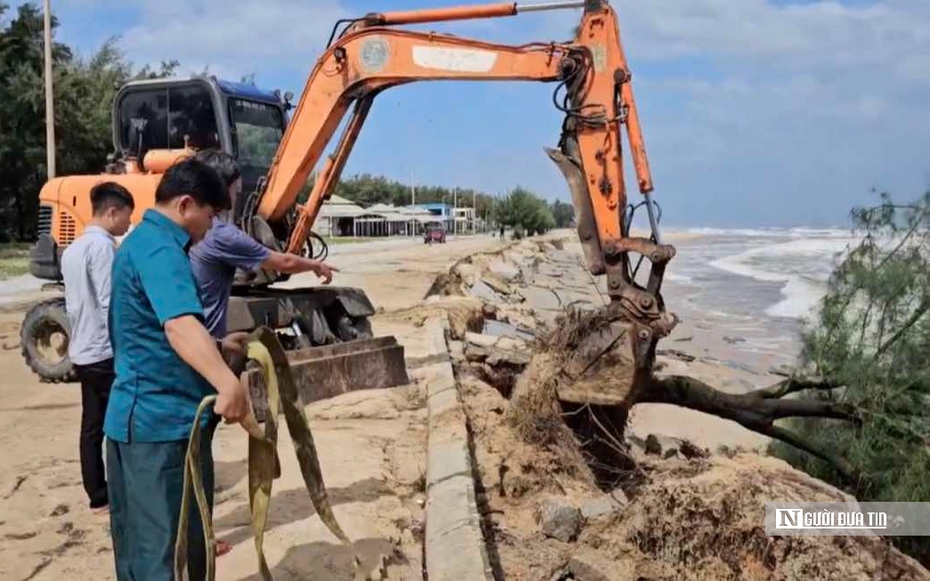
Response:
[21,0,676,407]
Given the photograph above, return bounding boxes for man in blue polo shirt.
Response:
[104,158,249,581]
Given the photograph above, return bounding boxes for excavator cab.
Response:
[110,76,290,223]
[21,75,408,392]
[30,75,291,285]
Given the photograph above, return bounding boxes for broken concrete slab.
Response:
[519,286,562,310]
[464,332,499,348]
[496,336,530,353]
[537,263,567,278]
[482,319,535,341]
[464,332,533,368]
[468,280,504,303]
[488,260,521,282]
[481,275,512,296]
[537,499,582,542]
[494,305,542,332]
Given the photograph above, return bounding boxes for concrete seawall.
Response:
[422,317,494,580]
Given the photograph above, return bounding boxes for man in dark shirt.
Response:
[189,149,336,338]
[188,151,337,560]
[104,158,249,581]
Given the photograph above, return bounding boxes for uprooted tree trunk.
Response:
[506,308,862,486]
[639,375,859,480]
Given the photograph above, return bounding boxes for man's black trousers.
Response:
[74,357,115,509]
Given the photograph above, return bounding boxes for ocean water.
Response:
[659,228,862,364]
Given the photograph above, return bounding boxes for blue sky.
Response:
[9,0,930,227]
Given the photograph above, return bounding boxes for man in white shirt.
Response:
[61,182,134,514]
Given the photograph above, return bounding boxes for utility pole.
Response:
[43,0,56,178]
[401,100,415,208]
[453,187,458,235]
[472,189,477,233]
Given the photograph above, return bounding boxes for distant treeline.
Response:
[0,3,178,242]
[305,174,576,235]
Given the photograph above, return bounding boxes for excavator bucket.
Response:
[244,335,409,422]
[226,286,410,421]
[549,300,665,408]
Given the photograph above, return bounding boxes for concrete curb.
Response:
[422,317,494,581]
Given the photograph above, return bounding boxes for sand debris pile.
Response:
[457,370,930,580]
[424,238,600,325]
[574,454,930,580]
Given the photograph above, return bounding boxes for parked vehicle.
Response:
[424,223,447,244]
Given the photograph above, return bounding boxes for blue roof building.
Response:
[417,203,453,218]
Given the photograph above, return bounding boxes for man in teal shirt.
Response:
[104,158,249,581]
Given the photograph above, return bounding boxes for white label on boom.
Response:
[412,46,497,73]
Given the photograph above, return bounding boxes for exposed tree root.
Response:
[504,307,863,486]
[641,375,860,482]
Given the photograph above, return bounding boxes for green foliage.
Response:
[494,187,555,237]
[0,242,30,280]
[771,190,930,561]
[0,3,175,242]
[549,199,575,228]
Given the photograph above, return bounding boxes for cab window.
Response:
[169,85,220,149]
[117,84,220,156]
[118,89,168,155]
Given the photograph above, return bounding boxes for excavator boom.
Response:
[255,35,567,225]
[253,1,656,257]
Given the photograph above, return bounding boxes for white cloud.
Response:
[119,0,350,81]
[610,0,926,69]
[594,1,930,225]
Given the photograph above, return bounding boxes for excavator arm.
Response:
[250,1,678,391]
[255,31,568,229]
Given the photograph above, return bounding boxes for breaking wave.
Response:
[709,237,857,320]
[683,227,854,239]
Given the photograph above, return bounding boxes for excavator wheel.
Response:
[20,297,77,384]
